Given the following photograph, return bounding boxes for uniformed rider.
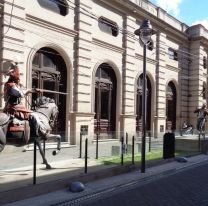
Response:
[3,63,33,120]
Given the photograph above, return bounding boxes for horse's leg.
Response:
[36,138,51,169]
[0,128,6,152]
[46,133,61,156]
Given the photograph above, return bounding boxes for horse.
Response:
[0,96,61,169]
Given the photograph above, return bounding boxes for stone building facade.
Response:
[0,0,207,144]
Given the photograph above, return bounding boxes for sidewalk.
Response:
[0,135,204,205]
[2,154,208,206]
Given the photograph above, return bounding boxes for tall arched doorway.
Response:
[136,74,152,135]
[94,63,117,139]
[32,47,67,140]
[166,82,176,131]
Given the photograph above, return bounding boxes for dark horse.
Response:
[0,96,61,169]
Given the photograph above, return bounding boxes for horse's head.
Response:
[34,96,59,127]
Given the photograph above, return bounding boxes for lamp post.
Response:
[134,19,156,173]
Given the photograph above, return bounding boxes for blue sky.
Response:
[150,0,208,28]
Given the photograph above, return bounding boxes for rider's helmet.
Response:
[6,63,21,82]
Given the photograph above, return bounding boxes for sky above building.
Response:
[150,0,208,29]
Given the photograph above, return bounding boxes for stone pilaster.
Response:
[1,0,26,108]
[73,0,94,144]
[189,40,206,126]
[155,31,167,137]
[122,15,137,138]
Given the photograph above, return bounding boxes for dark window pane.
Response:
[98,17,118,37]
[43,54,55,68]
[38,0,68,16]
[168,48,178,61]
[32,53,40,66]
[101,90,109,119]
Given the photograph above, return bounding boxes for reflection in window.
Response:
[98,17,118,37]
[43,54,56,68]
[168,48,178,61]
[38,0,69,16]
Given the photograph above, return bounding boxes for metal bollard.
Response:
[84,138,88,174]
[126,132,128,154]
[121,136,124,165]
[132,136,135,165]
[33,139,37,185]
[79,132,82,158]
[149,135,151,152]
[96,132,99,159]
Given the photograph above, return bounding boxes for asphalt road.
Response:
[65,162,208,206]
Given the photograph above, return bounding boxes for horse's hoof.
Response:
[52,150,60,156]
[46,164,52,169]
[52,150,57,156]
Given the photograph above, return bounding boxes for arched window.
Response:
[38,0,69,16]
[136,74,152,134]
[32,47,67,139]
[98,17,118,37]
[94,63,117,138]
[166,82,177,131]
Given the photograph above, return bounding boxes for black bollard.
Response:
[85,138,88,174]
[126,132,128,154]
[132,136,135,165]
[199,132,201,152]
[121,136,124,165]
[33,139,37,185]
[96,132,99,159]
[79,132,82,158]
[149,135,151,152]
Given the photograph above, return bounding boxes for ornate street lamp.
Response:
[134,19,156,173]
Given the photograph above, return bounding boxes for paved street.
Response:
[51,161,208,206]
[4,155,208,206]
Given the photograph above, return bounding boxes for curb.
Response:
[0,164,137,205]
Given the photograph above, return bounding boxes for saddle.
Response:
[7,117,30,144]
[8,118,25,132]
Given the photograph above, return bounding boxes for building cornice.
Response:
[99,0,189,43]
[26,14,78,38]
[166,64,181,72]
[92,38,124,54]
[136,53,158,65]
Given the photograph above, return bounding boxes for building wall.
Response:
[1,0,208,144]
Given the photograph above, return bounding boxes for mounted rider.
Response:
[194,102,208,132]
[3,63,33,120]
